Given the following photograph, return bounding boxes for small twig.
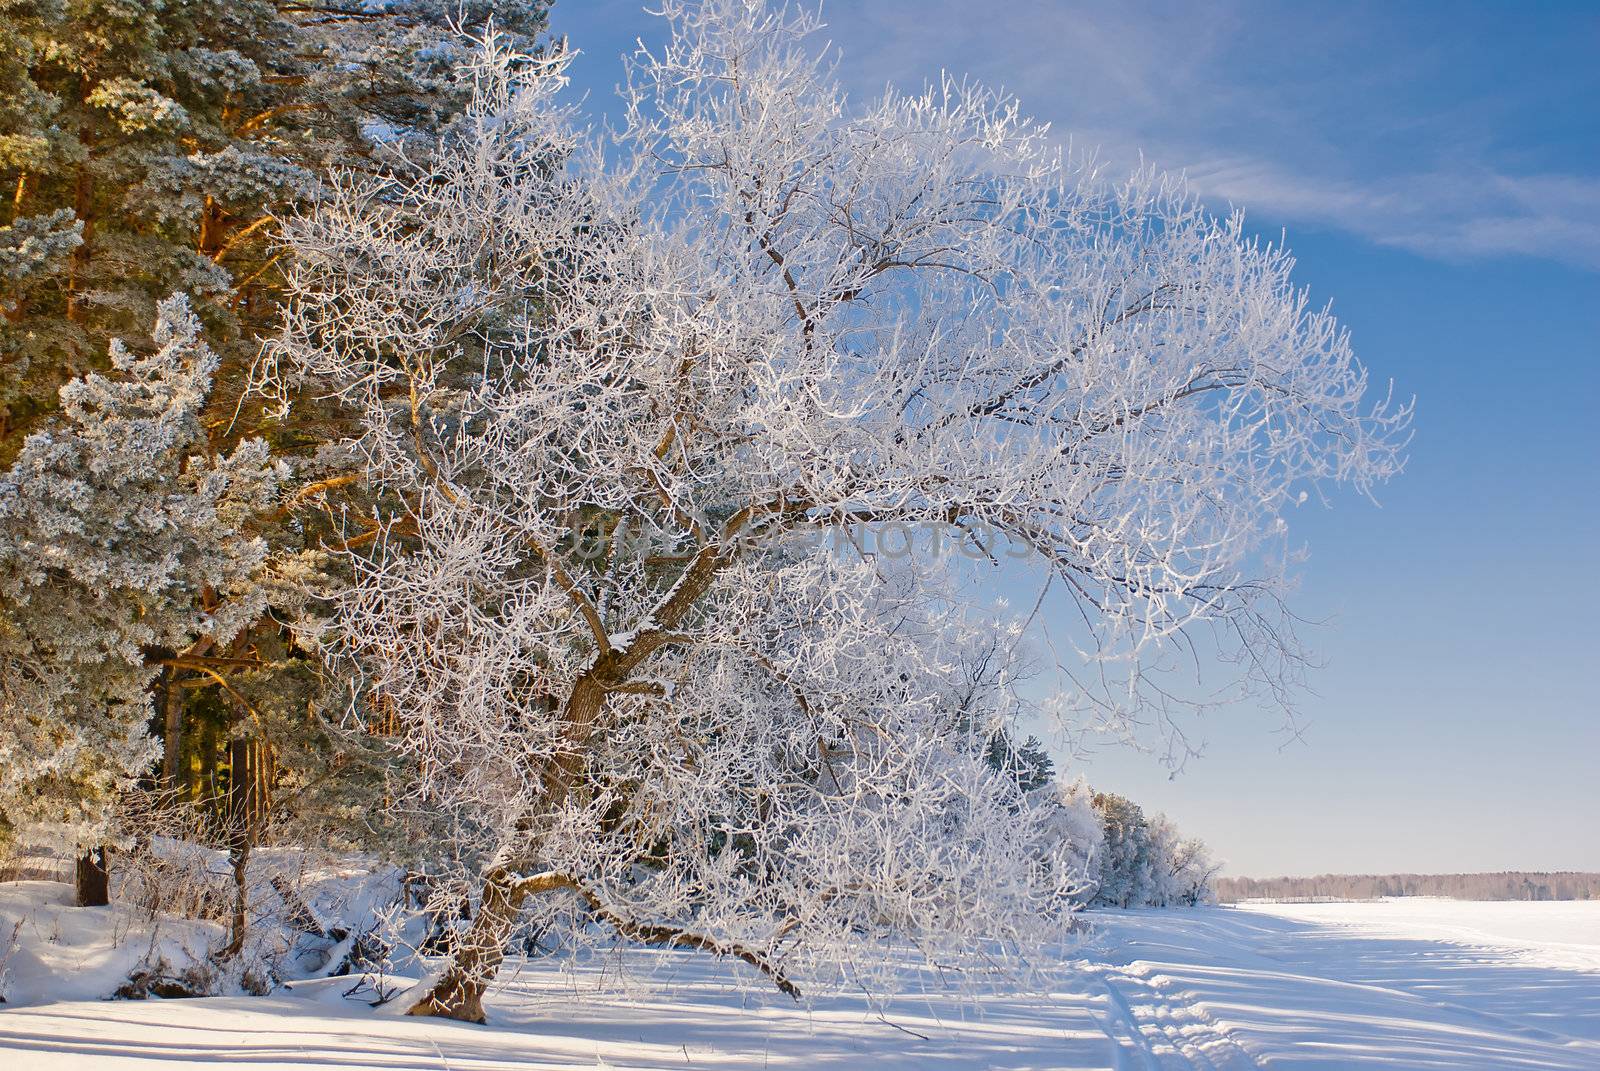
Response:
[875,1011,929,1042]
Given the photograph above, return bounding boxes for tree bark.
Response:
[221,737,268,958]
[406,868,567,1023]
[74,847,110,907]
[199,717,218,802]
[161,668,183,792]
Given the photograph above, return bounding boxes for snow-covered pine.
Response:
[265,0,1408,1022]
[0,296,282,849]
[1090,792,1157,908]
[1,0,551,453]
[1076,791,1221,909]
[0,0,553,892]
[1047,778,1108,900]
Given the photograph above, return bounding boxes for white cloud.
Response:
[819,0,1600,270]
[1178,158,1600,270]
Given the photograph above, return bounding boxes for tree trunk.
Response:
[74,847,109,907]
[407,868,566,1023]
[405,868,799,1022]
[410,686,605,1022]
[161,668,183,792]
[224,836,251,959]
[199,717,218,803]
[221,736,268,958]
[65,82,95,325]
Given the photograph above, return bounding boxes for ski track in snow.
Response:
[3,890,1600,1069]
[1092,963,1263,1071]
[1083,903,1600,1070]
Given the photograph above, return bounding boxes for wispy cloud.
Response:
[1179,158,1600,269]
[818,0,1600,270]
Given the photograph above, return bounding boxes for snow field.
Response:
[3,888,1599,1070]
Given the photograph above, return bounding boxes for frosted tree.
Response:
[1050,778,1108,898]
[265,1,1407,1022]
[1,0,551,452]
[0,296,282,860]
[1146,814,1220,906]
[1090,792,1155,908]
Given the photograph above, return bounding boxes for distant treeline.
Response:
[1217,872,1600,903]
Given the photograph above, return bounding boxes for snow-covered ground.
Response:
[1088,901,1600,1069]
[3,885,1598,1069]
[1237,897,1600,973]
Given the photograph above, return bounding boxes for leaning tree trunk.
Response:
[74,846,110,907]
[409,684,606,1023]
[403,865,798,1023]
[406,868,563,1023]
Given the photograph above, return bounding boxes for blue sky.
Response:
[546,1,1600,877]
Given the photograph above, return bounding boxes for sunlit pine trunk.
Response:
[221,736,269,959]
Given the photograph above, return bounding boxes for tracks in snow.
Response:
[1085,934,1600,1071]
[1089,963,1262,1071]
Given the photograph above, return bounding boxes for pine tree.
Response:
[1090,792,1155,908]
[0,295,280,850]
[2,0,551,456]
[0,0,550,897]
[983,729,1057,794]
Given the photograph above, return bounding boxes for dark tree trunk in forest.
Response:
[199,718,219,802]
[221,737,269,958]
[74,847,109,907]
[161,668,183,791]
